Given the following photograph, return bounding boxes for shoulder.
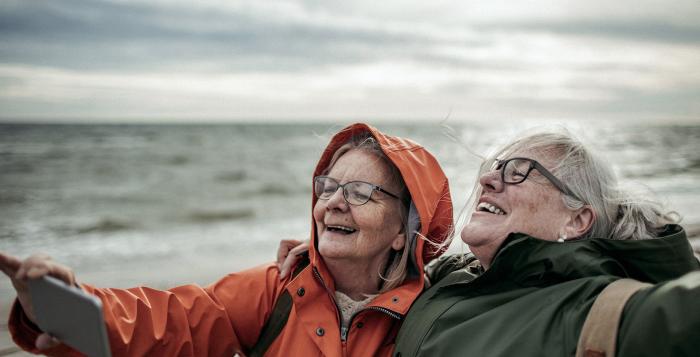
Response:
[424,253,481,287]
[203,262,294,317]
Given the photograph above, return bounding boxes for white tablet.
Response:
[27,276,112,357]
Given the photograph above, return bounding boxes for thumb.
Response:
[0,251,22,278]
[36,333,61,350]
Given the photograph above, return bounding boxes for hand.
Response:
[276,239,309,279]
[0,251,76,350]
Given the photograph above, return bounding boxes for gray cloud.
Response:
[0,0,430,72]
[0,0,698,121]
[479,20,700,44]
[2,0,697,74]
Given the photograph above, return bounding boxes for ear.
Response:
[391,232,406,251]
[565,205,596,239]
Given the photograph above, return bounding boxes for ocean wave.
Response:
[239,184,300,198]
[258,184,291,196]
[623,158,700,179]
[687,158,700,170]
[166,155,190,166]
[186,208,255,223]
[77,218,135,234]
[0,230,19,241]
[1,161,36,174]
[0,191,27,205]
[215,170,247,183]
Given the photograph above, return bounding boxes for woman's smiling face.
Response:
[313,149,405,266]
[461,150,573,249]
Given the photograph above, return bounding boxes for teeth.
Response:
[477,202,506,215]
[327,225,356,233]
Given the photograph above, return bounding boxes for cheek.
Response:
[513,191,567,238]
[381,207,403,237]
[358,204,399,234]
[312,201,325,222]
[530,196,545,213]
[352,209,376,230]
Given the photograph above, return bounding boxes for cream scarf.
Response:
[334,291,377,328]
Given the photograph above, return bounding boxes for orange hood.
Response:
[308,123,453,292]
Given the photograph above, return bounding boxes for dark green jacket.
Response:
[395,225,700,357]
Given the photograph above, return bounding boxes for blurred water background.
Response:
[2,121,700,305]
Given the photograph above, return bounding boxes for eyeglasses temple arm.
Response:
[532,162,584,202]
[376,187,400,199]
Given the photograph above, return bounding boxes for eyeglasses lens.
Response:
[503,159,532,184]
[314,177,374,205]
[315,178,337,199]
[344,182,372,205]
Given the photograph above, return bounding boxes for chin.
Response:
[461,222,484,243]
[460,228,480,245]
[317,241,349,260]
[461,226,503,247]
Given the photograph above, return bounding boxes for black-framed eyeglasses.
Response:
[313,176,399,206]
[484,157,583,202]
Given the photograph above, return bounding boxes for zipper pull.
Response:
[340,326,348,341]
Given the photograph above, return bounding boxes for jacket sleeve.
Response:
[617,270,700,356]
[8,262,288,356]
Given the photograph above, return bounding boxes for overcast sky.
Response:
[1,0,698,123]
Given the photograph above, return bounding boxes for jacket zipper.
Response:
[340,302,404,342]
[312,267,404,344]
[365,306,403,320]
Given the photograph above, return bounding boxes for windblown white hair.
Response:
[466,128,678,240]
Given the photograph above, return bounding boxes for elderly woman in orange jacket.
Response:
[0,123,452,356]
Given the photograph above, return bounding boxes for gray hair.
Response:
[322,133,412,292]
[470,129,678,240]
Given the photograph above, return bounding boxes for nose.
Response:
[325,186,349,211]
[479,169,504,193]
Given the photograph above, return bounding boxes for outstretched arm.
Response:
[3,251,286,356]
[618,271,700,356]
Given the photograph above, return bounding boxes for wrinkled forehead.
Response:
[498,144,563,168]
[327,149,395,186]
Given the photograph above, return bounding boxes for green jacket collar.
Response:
[486,224,700,286]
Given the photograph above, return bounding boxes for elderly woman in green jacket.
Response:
[393,130,700,357]
[280,129,700,357]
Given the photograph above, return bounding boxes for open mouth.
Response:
[326,225,357,235]
[477,202,506,215]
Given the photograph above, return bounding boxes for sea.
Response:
[1,121,700,303]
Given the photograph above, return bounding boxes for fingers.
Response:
[2,253,75,329]
[276,239,304,267]
[35,333,61,350]
[43,261,76,286]
[15,254,75,286]
[15,254,52,280]
[0,251,22,278]
[290,243,310,258]
[279,242,310,280]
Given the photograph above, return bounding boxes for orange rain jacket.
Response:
[9,123,453,357]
